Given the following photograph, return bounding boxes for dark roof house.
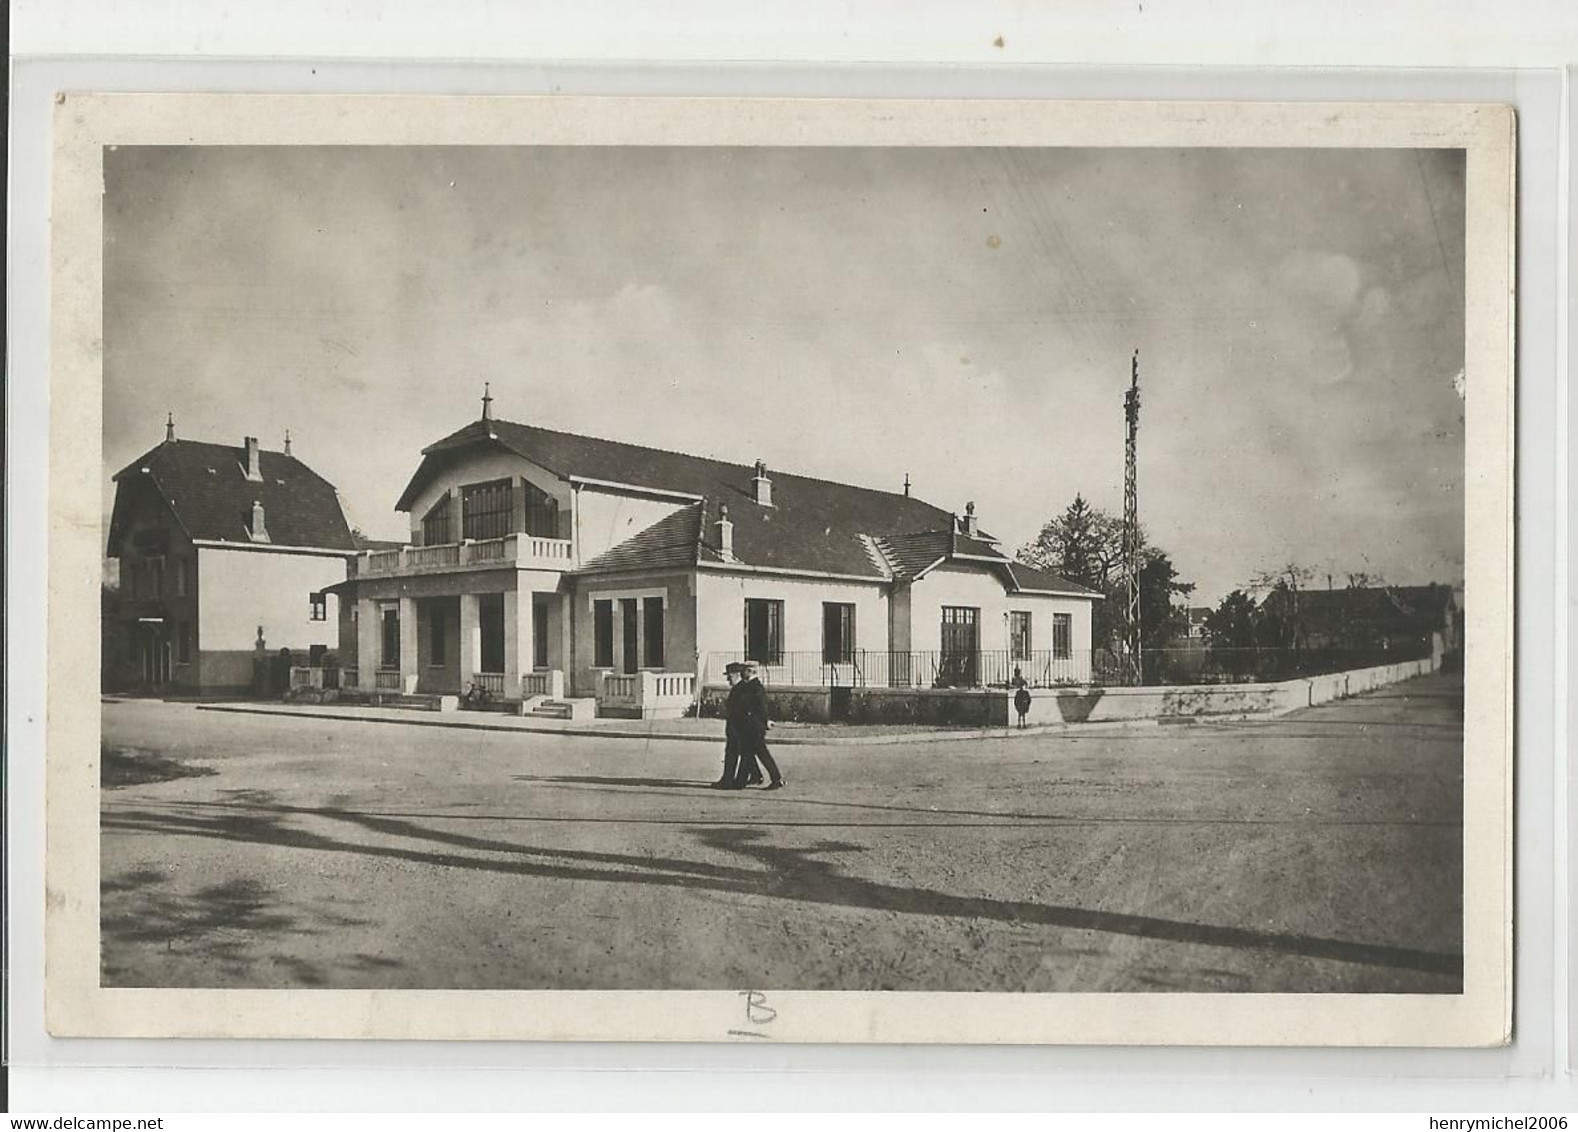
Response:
[110,435,357,553]
[1288,584,1459,649]
[400,418,1099,597]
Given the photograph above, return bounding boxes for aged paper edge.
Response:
[45,94,1515,1045]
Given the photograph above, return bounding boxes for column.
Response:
[511,477,528,535]
[447,486,463,543]
[357,598,380,691]
[558,591,573,682]
[398,596,419,693]
[459,593,481,688]
[503,588,533,696]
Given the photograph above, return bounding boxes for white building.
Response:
[105,424,357,693]
[329,396,1102,719]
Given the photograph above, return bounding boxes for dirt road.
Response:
[100,673,1463,992]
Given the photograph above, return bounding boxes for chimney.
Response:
[903,472,911,497]
[963,501,978,538]
[244,436,262,481]
[164,412,175,443]
[716,503,734,561]
[752,460,773,507]
[481,382,494,422]
[249,499,270,542]
[283,429,293,458]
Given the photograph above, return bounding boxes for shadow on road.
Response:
[514,773,714,790]
[507,775,1459,830]
[102,799,1462,984]
[100,864,386,987]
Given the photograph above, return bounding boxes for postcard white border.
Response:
[46,94,1515,1046]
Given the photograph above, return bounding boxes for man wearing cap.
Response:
[731,660,784,790]
[711,662,752,788]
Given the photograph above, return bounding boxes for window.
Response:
[176,621,192,665]
[462,479,513,541]
[173,558,189,598]
[643,597,665,668]
[1052,613,1073,660]
[148,556,165,596]
[1009,611,1033,661]
[309,592,328,621]
[744,598,784,666]
[429,605,447,667]
[422,498,451,546]
[524,480,559,539]
[380,605,400,669]
[593,599,614,667]
[822,602,855,664]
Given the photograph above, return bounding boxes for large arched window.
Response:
[462,479,513,541]
[421,498,450,545]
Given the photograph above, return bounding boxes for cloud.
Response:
[1276,250,1364,313]
[1355,286,1393,328]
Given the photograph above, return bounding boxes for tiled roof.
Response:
[1001,560,1103,597]
[399,416,1102,596]
[578,504,703,574]
[1292,585,1456,633]
[109,439,357,552]
[873,531,953,578]
[404,418,965,579]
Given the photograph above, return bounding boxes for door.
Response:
[620,598,639,674]
[139,625,171,688]
[532,596,550,669]
[822,602,855,664]
[478,594,505,674]
[939,606,979,686]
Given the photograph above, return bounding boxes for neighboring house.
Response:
[1286,584,1460,654]
[328,396,1102,717]
[1167,605,1212,649]
[105,422,358,693]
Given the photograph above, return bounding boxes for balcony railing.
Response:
[706,650,1098,688]
[521,670,566,699]
[350,535,574,578]
[597,670,696,716]
[472,671,506,697]
[704,642,1434,689]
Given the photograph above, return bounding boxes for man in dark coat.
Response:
[711,662,751,788]
[732,661,783,790]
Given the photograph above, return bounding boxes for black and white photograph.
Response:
[48,96,1514,1044]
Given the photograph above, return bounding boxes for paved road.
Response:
[100,673,1463,993]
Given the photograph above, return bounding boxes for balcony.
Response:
[350,535,574,579]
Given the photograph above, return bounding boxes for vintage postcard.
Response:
[47,95,1513,1044]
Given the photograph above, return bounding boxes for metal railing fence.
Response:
[705,640,1431,689]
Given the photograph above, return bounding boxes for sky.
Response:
[103,145,1466,604]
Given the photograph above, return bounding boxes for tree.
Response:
[1018,494,1102,590]
[1018,494,1186,652]
[1138,549,1194,651]
[1254,580,1301,649]
[1203,590,1259,649]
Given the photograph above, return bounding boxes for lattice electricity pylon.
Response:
[1123,348,1143,686]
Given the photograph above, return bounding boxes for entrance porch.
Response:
[355,580,570,706]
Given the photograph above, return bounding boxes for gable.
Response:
[401,444,572,530]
